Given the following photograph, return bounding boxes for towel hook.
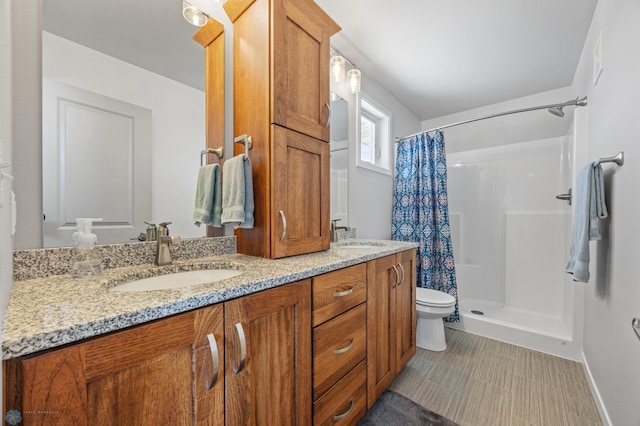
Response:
[234,134,253,157]
[200,147,224,166]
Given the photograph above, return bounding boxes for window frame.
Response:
[356,93,392,176]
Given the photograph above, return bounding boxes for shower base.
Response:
[447,298,580,360]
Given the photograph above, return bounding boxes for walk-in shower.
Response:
[445,137,580,360]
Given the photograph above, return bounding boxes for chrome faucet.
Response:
[155,222,182,266]
[330,219,350,242]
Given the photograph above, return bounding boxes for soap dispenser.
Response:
[70,218,103,278]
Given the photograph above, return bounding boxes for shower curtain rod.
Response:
[395,96,588,143]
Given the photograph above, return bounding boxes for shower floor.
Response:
[448,298,577,360]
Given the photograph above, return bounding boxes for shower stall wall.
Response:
[446,136,581,360]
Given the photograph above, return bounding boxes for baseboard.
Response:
[581,351,612,426]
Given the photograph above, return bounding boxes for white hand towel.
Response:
[221,154,254,229]
[193,163,222,227]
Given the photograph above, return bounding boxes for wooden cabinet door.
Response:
[224,280,312,425]
[272,0,339,142]
[395,250,417,372]
[14,312,197,425]
[272,125,330,258]
[366,254,398,408]
[194,305,225,425]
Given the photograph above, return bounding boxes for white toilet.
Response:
[416,287,457,351]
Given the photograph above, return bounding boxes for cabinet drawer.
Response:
[313,361,367,426]
[313,303,366,399]
[313,263,366,326]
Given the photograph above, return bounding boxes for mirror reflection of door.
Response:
[329,93,349,226]
[42,80,152,247]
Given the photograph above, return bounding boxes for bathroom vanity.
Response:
[3,239,417,425]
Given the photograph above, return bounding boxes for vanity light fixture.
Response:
[347,68,361,94]
[330,55,346,82]
[182,0,209,26]
[330,47,361,94]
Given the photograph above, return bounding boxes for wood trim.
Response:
[223,0,257,22]
[3,359,23,421]
[192,19,224,48]
[233,0,272,257]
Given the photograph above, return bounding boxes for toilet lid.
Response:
[416,287,456,307]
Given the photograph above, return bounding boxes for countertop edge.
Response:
[3,240,418,359]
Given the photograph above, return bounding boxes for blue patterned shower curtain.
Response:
[392,130,458,322]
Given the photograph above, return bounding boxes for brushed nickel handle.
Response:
[205,333,220,390]
[324,102,331,128]
[392,265,399,288]
[233,323,247,374]
[633,318,640,341]
[279,210,287,243]
[333,338,354,355]
[333,398,355,421]
[398,263,405,286]
[333,287,354,298]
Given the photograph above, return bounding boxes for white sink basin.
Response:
[110,268,242,292]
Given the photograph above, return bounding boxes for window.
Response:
[357,96,391,175]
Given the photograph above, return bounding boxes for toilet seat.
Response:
[416,287,456,307]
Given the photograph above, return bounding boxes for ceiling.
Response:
[44,0,598,121]
[316,0,598,120]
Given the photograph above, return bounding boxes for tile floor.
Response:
[389,328,603,426]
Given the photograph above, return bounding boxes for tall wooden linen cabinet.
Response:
[223,0,340,258]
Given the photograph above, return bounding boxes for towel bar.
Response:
[234,134,253,156]
[201,147,224,166]
[598,151,624,166]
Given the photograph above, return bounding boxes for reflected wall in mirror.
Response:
[40,0,210,247]
[329,93,349,226]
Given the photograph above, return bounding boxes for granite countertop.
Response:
[2,239,417,359]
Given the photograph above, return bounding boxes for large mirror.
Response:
[329,93,349,226]
[40,0,211,247]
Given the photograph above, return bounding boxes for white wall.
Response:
[346,72,421,239]
[0,0,13,408]
[43,32,207,241]
[571,0,640,423]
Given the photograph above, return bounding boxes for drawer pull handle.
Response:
[398,263,405,286]
[333,287,354,298]
[392,265,399,288]
[233,322,247,374]
[279,210,287,243]
[206,333,220,390]
[333,338,354,355]
[333,398,355,421]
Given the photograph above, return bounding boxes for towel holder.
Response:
[598,151,624,166]
[201,147,224,166]
[234,134,253,156]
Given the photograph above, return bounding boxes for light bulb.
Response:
[183,1,208,26]
[347,68,361,94]
[330,55,346,82]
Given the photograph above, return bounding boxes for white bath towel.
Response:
[566,162,607,282]
[221,154,254,229]
[193,163,222,227]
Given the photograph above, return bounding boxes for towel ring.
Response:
[201,147,224,166]
[234,134,253,157]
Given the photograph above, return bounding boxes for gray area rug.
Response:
[358,390,460,426]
